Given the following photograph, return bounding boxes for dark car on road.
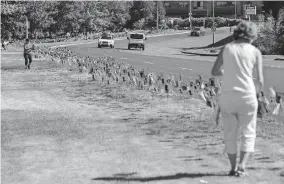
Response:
[191,27,205,36]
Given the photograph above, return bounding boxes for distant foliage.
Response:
[253,16,277,54]
[167,17,241,29]
[1,0,165,40]
[253,9,284,55]
[275,8,284,55]
[262,1,284,20]
[133,18,146,30]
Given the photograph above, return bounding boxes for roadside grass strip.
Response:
[2,45,284,184]
[33,46,284,123]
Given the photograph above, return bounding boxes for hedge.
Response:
[167,17,242,29]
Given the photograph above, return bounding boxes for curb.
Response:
[181,51,284,59]
[181,51,218,57]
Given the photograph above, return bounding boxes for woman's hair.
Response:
[233,21,258,42]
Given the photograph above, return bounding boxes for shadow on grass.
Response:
[1,65,24,71]
[247,166,282,171]
[92,172,228,182]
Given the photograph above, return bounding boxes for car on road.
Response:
[127,33,147,51]
[191,27,205,36]
[98,33,114,48]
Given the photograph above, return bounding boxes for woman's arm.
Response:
[211,46,225,77]
[255,48,264,92]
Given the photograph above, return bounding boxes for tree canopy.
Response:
[1,0,166,40]
[262,1,284,20]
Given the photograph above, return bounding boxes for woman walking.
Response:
[211,21,264,176]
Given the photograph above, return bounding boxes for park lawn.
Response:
[1,52,284,184]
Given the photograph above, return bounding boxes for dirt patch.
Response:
[1,52,284,184]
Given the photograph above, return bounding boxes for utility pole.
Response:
[235,0,237,19]
[189,0,192,30]
[206,1,208,17]
[26,16,29,39]
[212,0,215,47]
[156,1,159,32]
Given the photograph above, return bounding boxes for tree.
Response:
[262,1,284,20]
[53,1,85,34]
[1,1,26,40]
[133,18,145,30]
[129,1,165,28]
[24,1,56,38]
[276,8,284,54]
[1,0,167,40]
[153,1,166,25]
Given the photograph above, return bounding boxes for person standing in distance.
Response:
[211,21,264,177]
[23,38,35,69]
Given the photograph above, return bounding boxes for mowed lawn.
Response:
[1,51,284,184]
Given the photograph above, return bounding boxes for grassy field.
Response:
[1,51,284,184]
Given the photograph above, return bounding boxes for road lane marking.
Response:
[144,62,153,64]
[180,67,193,70]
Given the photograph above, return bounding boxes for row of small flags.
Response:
[34,46,284,123]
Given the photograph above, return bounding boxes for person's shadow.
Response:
[92,172,229,182]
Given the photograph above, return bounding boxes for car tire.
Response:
[98,44,101,48]
[142,46,145,51]
[128,45,131,50]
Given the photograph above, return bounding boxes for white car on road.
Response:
[127,33,147,51]
[98,33,114,48]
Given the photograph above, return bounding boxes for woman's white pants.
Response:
[220,93,258,154]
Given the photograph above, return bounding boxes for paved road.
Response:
[67,30,284,93]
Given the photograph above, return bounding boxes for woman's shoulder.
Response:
[228,42,261,53]
[252,45,262,56]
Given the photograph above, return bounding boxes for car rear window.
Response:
[130,34,144,39]
[101,33,112,39]
[101,35,112,39]
[194,28,201,31]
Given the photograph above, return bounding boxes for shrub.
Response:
[192,17,204,27]
[166,16,241,29]
[253,16,278,54]
[215,17,227,27]
[275,8,284,55]
[173,18,184,27]
[173,25,178,30]
[133,18,145,30]
[257,14,265,22]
